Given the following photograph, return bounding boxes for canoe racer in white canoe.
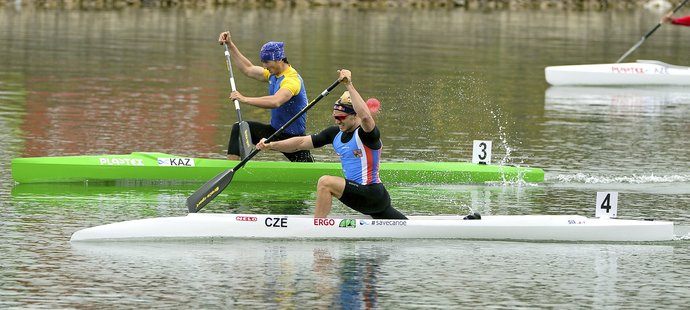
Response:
[257,69,407,220]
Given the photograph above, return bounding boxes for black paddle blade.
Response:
[186,169,236,213]
[238,121,253,160]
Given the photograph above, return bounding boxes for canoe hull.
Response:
[69,213,674,242]
[11,152,544,184]
[545,60,690,86]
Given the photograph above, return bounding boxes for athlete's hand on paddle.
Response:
[661,11,674,24]
[338,69,381,114]
[256,138,271,151]
[230,90,246,103]
[218,31,232,45]
[337,69,351,84]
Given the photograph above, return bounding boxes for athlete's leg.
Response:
[315,175,346,218]
[370,206,408,220]
[228,121,275,160]
[227,123,241,160]
[283,150,314,162]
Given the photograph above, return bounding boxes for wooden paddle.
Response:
[616,0,690,63]
[223,42,253,159]
[187,78,341,213]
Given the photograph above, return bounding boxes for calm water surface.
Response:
[2,6,690,308]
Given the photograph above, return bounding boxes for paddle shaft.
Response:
[232,78,341,170]
[187,78,341,213]
[616,0,690,63]
[223,42,253,159]
[223,43,244,122]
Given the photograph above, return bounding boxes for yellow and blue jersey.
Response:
[263,66,308,135]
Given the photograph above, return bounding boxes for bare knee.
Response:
[317,176,344,198]
[317,176,336,192]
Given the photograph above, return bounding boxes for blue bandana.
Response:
[260,41,285,62]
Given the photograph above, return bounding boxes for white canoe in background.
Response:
[545,60,690,86]
[69,213,675,242]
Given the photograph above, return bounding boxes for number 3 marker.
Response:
[472,140,492,165]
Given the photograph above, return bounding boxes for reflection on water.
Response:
[541,85,690,185]
[10,182,317,215]
[66,239,678,308]
[66,240,392,308]
[0,72,26,168]
[0,73,26,213]
[10,182,546,217]
[10,180,689,221]
[545,86,690,115]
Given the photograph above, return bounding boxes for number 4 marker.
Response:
[595,192,618,219]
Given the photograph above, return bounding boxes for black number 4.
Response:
[600,193,612,213]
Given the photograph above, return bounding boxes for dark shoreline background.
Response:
[0,0,683,10]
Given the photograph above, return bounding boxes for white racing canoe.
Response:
[545,60,690,86]
[70,213,674,242]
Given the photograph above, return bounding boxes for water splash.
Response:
[673,234,690,241]
[552,173,690,184]
[379,73,539,185]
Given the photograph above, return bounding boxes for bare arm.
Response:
[230,88,293,109]
[256,136,314,153]
[219,31,265,81]
[338,69,375,132]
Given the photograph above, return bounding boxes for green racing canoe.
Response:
[11,152,544,184]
